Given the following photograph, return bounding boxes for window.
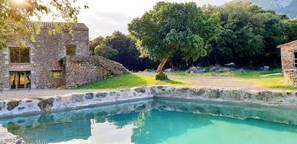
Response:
[10,71,31,89]
[294,51,297,68]
[10,47,30,63]
[52,70,62,79]
[66,45,76,56]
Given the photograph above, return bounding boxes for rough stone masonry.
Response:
[0,22,129,90]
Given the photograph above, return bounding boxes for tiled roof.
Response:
[277,40,297,48]
[28,21,89,31]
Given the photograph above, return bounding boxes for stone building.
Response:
[0,22,128,90]
[278,40,297,86]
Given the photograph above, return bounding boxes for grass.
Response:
[79,73,185,89]
[79,68,297,90]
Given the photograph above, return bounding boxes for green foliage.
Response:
[79,73,184,89]
[202,2,288,66]
[94,44,119,59]
[155,72,169,80]
[287,18,297,42]
[92,31,158,70]
[90,36,105,52]
[0,0,87,50]
[128,2,221,62]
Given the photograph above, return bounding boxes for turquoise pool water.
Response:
[1,99,297,144]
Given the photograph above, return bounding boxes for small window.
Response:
[294,51,297,68]
[66,45,76,56]
[10,47,30,63]
[52,71,62,79]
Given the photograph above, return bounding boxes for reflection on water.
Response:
[1,99,297,144]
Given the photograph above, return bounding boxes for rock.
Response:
[208,89,220,99]
[243,92,253,99]
[85,93,94,100]
[164,68,174,73]
[229,90,242,100]
[274,92,284,97]
[72,94,85,102]
[256,91,273,101]
[190,88,205,96]
[134,87,146,93]
[7,101,20,111]
[38,98,54,111]
[95,92,107,98]
[186,66,201,73]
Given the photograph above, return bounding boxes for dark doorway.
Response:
[10,71,31,89]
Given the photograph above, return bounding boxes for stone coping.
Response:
[0,125,25,144]
[1,86,297,143]
[1,86,297,118]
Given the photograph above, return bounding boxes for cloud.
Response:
[77,0,231,38]
[79,11,131,38]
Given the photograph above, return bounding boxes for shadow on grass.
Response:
[270,86,297,90]
[79,73,184,89]
[157,79,184,85]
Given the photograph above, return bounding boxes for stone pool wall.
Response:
[1,86,297,143]
[0,125,26,144]
[1,86,297,118]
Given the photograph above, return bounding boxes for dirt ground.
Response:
[140,72,263,90]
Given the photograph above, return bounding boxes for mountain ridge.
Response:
[236,0,297,18]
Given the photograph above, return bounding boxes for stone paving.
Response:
[0,89,105,100]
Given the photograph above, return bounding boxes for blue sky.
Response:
[73,0,231,39]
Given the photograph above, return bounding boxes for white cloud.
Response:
[76,0,231,38]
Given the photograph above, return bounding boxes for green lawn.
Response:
[79,73,185,89]
[79,69,297,90]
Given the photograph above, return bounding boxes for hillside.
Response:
[236,0,297,18]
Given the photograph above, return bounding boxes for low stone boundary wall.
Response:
[1,86,297,118]
[65,56,129,88]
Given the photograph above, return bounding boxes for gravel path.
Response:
[139,72,265,90]
[171,75,261,89]
[0,73,266,100]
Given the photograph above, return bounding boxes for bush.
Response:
[94,44,119,59]
[155,72,169,80]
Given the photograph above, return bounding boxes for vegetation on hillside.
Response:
[236,0,297,18]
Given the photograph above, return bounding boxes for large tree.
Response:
[0,0,87,50]
[203,2,288,66]
[128,2,221,73]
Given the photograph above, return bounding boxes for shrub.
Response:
[155,72,168,80]
[94,44,119,59]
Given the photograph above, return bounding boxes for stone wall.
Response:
[0,22,89,90]
[280,42,297,86]
[65,55,129,88]
[0,126,26,144]
[0,52,5,91]
[2,86,297,143]
[1,86,297,118]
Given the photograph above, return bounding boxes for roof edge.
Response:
[277,40,297,48]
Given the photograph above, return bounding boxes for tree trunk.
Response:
[156,57,169,73]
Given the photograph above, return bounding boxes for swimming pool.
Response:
[1,99,297,144]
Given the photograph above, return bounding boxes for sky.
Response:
[72,0,231,39]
